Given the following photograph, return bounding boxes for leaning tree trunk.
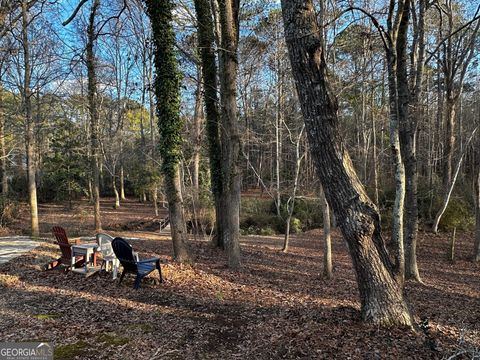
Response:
[22,0,39,237]
[146,0,191,263]
[280,0,412,326]
[433,127,478,233]
[112,173,120,209]
[86,0,101,231]
[217,0,242,268]
[193,0,225,249]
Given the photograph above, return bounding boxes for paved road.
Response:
[0,236,41,265]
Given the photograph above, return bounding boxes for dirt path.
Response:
[0,236,41,264]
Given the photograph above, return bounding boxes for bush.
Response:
[240,196,322,235]
[437,197,475,231]
[290,217,302,234]
[240,213,281,235]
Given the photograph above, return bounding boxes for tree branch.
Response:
[62,0,89,26]
[425,5,480,65]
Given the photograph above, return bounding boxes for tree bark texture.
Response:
[402,0,425,282]
[22,0,39,237]
[0,81,7,195]
[217,0,241,268]
[280,0,412,326]
[320,186,332,279]
[120,165,126,200]
[86,0,101,231]
[146,0,192,263]
[192,64,203,193]
[475,169,480,262]
[193,0,225,249]
[165,165,191,262]
[386,0,411,286]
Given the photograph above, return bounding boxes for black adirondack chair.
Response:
[111,237,163,289]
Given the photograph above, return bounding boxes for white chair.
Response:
[96,233,120,279]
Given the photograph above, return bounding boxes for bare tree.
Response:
[21,0,39,236]
[281,124,305,252]
[432,3,480,233]
[402,0,426,282]
[85,0,101,230]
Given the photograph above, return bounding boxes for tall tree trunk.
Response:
[194,0,225,249]
[0,80,7,196]
[112,173,120,209]
[280,0,412,326]
[281,126,304,253]
[22,0,39,237]
[372,103,379,206]
[403,0,425,282]
[120,165,126,200]
[86,0,101,231]
[386,0,411,287]
[274,50,283,218]
[192,65,203,193]
[153,186,159,217]
[443,98,455,189]
[217,0,242,268]
[146,0,191,263]
[165,166,190,261]
[475,168,480,262]
[320,185,332,279]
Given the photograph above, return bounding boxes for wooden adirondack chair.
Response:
[44,226,85,271]
[111,237,163,289]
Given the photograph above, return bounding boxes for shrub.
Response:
[270,195,322,231]
[240,196,322,234]
[290,217,302,233]
[437,197,475,231]
[240,213,281,235]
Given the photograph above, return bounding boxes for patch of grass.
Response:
[54,341,88,360]
[95,332,129,346]
[126,323,154,333]
[34,313,60,320]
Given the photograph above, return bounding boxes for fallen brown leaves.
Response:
[0,200,479,359]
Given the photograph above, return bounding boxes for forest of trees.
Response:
[0,0,479,327]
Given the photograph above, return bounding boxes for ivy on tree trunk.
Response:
[146,0,191,263]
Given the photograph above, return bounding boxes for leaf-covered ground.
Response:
[0,199,479,359]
